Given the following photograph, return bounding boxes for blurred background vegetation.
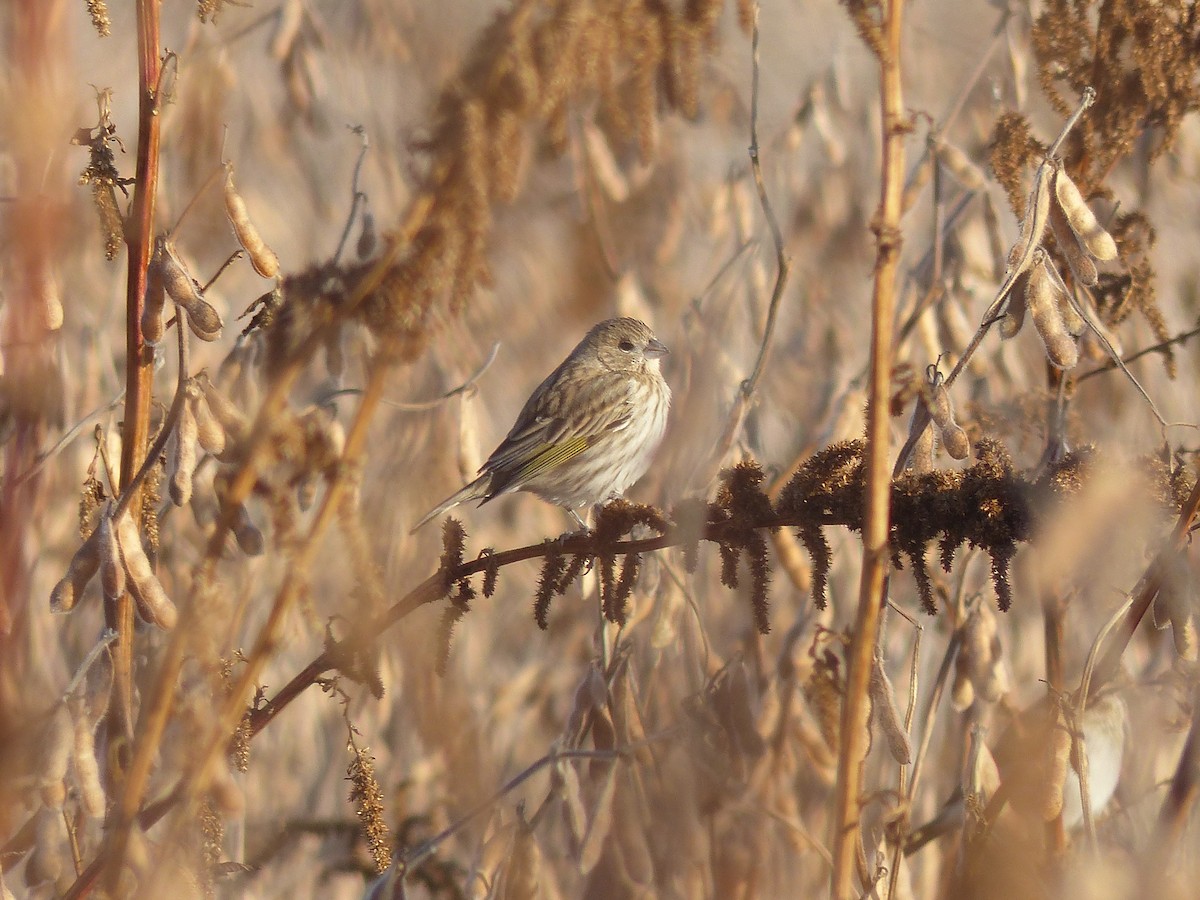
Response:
[2,0,1200,897]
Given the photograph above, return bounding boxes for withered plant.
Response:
[2,1,1200,899]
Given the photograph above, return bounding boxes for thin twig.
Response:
[1077,322,1200,382]
[332,125,371,265]
[702,3,792,476]
[335,341,501,411]
[13,390,126,485]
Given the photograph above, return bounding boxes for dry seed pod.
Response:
[998,159,1053,301]
[296,475,317,511]
[160,240,224,341]
[24,807,65,888]
[910,419,935,474]
[98,512,124,601]
[159,238,203,308]
[1054,167,1118,261]
[500,822,542,900]
[1048,198,1098,286]
[39,705,73,808]
[40,270,64,331]
[924,379,955,432]
[129,571,177,629]
[115,511,177,629]
[232,503,264,556]
[935,138,986,191]
[951,663,975,711]
[191,388,226,456]
[50,527,102,612]
[869,656,912,765]
[1040,255,1088,336]
[209,759,246,814]
[356,208,377,259]
[182,295,223,342]
[69,697,106,817]
[941,424,970,461]
[1026,254,1078,369]
[999,271,1028,339]
[1156,554,1198,662]
[169,400,198,506]
[224,164,279,279]
[901,150,933,214]
[1042,711,1072,821]
[578,765,618,875]
[1056,288,1087,337]
[557,761,587,845]
[141,243,167,344]
[203,381,249,443]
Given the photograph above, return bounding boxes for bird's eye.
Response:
[618,339,634,352]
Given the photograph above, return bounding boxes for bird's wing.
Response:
[481,374,635,497]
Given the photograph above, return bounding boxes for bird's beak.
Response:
[645,338,669,359]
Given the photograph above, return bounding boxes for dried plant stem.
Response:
[831,3,906,897]
[170,362,390,842]
[105,0,163,799]
[1088,476,1200,691]
[99,280,190,897]
[75,165,442,900]
[704,3,791,475]
[1077,322,1200,382]
[1144,691,1200,884]
[401,746,640,871]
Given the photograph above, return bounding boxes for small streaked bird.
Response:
[412,317,671,532]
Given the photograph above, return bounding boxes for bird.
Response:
[412,317,671,532]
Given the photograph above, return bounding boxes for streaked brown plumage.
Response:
[413,318,670,531]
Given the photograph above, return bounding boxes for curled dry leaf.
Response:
[224,164,280,279]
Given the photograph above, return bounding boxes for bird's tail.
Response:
[410,475,490,533]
